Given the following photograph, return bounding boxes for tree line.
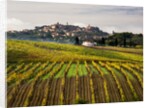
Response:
[95,32,143,48]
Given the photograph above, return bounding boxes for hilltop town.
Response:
[7,22,108,43]
[7,22,143,47]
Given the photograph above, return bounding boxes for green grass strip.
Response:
[54,64,67,78]
[67,64,77,77]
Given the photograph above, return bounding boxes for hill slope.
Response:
[7,40,143,63]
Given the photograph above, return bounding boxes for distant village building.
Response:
[43,27,49,32]
[82,41,95,47]
[66,32,71,36]
[71,33,75,37]
[51,22,60,29]
[52,34,55,37]
[51,25,56,29]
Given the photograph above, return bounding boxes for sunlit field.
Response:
[7,40,143,107]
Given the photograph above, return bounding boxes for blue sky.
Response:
[7,0,143,33]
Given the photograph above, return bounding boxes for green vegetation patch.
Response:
[42,64,59,80]
[112,67,123,77]
[78,64,88,76]
[89,64,99,74]
[124,69,135,81]
[67,64,77,77]
[99,65,110,75]
[55,64,67,78]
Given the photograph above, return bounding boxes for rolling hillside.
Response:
[7,40,143,63]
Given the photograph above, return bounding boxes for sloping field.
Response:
[7,61,143,107]
[7,40,143,62]
[7,40,143,107]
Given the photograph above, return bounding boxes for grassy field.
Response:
[7,40,143,62]
[7,40,143,107]
[93,46,143,55]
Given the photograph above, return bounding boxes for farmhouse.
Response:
[82,41,95,47]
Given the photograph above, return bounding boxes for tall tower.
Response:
[112,30,115,35]
[56,22,59,25]
[87,24,91,29]
[66,22,69,25]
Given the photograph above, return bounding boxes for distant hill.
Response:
[7,23,109,44]
[7,23,143,47]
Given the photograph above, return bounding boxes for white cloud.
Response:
[7,1,143,33]
[101,26,118,33]
[101,25,143,34]
[7,18,33,31]
[73,22,87,27]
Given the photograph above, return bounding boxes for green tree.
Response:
[115,38,118,46]
[75,36,80,45]
[101,37,105,45]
